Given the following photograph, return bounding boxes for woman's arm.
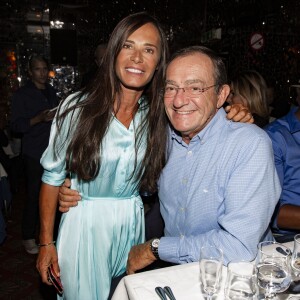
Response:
[36,183,60,285]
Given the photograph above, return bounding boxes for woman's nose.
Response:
[130,50,143,63]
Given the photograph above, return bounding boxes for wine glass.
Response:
[256,241,292,299]
[199,245,223,300]
[291,234,300,278]
[225,260,257,299]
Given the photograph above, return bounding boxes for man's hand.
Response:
[126,241,156,275]
[58,178,81,213]
[225,103,254,123]
[30,109,56,126]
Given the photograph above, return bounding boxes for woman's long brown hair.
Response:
[54,12,169,193]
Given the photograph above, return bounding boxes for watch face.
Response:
[152,239,160,247]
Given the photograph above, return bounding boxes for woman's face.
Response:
[115,22,161,92]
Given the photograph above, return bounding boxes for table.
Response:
[112,242,295,300]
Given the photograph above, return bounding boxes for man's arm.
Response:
[11,93,55,133]
[277,205,300,230]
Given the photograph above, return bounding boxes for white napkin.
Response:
[123,262,227,300]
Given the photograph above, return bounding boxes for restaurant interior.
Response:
[0,0,299,299]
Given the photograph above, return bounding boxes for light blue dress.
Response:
[41,93,147,299]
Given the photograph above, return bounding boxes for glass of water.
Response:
[225,260,257,299]
[256,241,292,299]
[291,234,300,278]
[200,245,223,300]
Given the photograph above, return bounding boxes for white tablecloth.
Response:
[112,242,295,300]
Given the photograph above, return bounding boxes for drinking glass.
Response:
[225,261,257,299]
[291,234,300,278]
[199,245,223,300]
[256,241,292,299]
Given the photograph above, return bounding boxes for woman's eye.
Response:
[145,48,154,54]
[123,43,132,49]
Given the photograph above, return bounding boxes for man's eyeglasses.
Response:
[163,84,218,98]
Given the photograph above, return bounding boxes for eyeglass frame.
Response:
[162,84,218,98]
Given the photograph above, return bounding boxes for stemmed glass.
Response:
[291,234,300,278]
[256,241,292,299]
[199,245,223,300]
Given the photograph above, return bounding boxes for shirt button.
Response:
[187,150,192,156]
[182,178,188,184]
[180,207,185,212]
[180,234,184,238]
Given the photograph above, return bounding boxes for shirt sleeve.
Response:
[41,94,80,186]
[158,131,281,265]
[265,127,291,231]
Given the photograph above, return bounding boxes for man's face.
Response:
[164,53,229,143]
[29,60,48,89]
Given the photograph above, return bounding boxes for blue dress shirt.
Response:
[264,107,300,234]
[158,108,281,265]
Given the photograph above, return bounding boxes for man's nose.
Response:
[173,89,189,108]
[130,50,143,63]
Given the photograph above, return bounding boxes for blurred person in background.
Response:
[10,55,59,254]
[265,85,300,242]
[227,70,270,128]
[80,43,107,88]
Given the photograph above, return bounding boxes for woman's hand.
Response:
[225,103,254,123]
[36,244,59,285]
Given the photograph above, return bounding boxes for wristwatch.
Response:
[150,238,160,259]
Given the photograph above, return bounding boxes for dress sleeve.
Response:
[41,93,80,186]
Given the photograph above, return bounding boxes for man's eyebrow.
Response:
[185,79,205,85]
[165,80,179,86]
[165,79,206,85]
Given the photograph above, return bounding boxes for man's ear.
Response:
[217,84,230,109]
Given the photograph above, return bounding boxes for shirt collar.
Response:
[286,107,300,133]
[170,108,226,145]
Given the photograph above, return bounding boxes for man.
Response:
[80,43,107,87]
[126,46,280,272]
[264,105,300,242]
[58,47,279,271]
[11,55,59,254]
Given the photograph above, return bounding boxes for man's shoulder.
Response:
[264,118,290,137]
[226,121,270,142]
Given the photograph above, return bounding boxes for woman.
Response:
[227,70,269,127]
[36,12,168,300]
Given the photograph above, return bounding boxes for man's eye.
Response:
[190,87,202,92]
[165,87,175,92]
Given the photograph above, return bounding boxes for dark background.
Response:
[0,0,299,121]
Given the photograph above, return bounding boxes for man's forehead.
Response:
[166,53,213,81]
